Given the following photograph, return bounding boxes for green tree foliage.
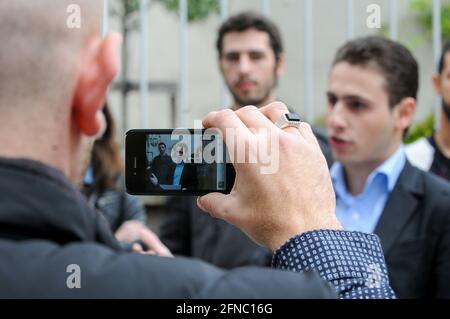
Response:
[159,0,219,22]
[404,112,435,144]
[111,0,219,27]
[110,0,140,30]
[411,0,450,38]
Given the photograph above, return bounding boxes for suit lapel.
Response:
[374,162,424,256]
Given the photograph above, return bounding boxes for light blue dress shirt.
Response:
[331,145,406,233]
[172,162,185,185]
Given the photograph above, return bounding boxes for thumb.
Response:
[197,193,236,223]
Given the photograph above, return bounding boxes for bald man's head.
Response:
[0,0,101,110]
[0,0,120,185]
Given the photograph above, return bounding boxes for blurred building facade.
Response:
[107,0,438,139]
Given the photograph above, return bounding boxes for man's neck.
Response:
[342,164,374,196]
[341,146,401,196]
[435,111,450,158]
[0,113,75,184]
[0,134,69,178]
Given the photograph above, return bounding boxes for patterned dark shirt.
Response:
[272,230,395,299]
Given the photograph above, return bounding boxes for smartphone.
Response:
[125,129,235,196]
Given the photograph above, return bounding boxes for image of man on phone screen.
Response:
[148,142,197,190]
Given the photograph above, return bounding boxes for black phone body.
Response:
[125,129,235,196]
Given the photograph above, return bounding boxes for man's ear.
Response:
[432,73,442,96]
[275,53,286,77]
[72,32,121,137]
[394,97,416,132]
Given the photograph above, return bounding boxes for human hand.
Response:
[115,220,173,257]
[198,102,342,252]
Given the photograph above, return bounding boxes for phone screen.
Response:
[125,129,235,195]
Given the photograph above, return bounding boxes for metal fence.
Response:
[103,0,444,130]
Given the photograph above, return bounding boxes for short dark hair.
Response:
[332,36,419,108]
[216,11,284,62]
[158,142,166,148]
[438,40,450,74]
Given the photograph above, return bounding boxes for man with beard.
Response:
[159,12,331,269]
[406,41,450,181]
[218,12,284,110]
[149,142,173,185]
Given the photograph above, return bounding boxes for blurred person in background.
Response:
[83,103,172,256]
[407,41,450,182]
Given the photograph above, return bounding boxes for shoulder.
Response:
[0,239,222,298]
[412,163,450,195]
[406,164,450,223]
[0,239,335,298]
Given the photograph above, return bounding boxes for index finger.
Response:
[203,109,250,137]
[203,109,253,162]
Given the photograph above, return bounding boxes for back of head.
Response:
[0,1,109,182]
[0,0,101,113]
[216,11,284,62]
[332,36,419,108]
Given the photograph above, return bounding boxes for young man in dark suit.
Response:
[326,36,450,298]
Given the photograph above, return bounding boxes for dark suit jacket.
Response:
[147,161,197,192]
[160,196,272,269]
[168,162,197,190]
[150,154,173,185]
[374,161,450,298]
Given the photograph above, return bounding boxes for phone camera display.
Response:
[144,131,227,193]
